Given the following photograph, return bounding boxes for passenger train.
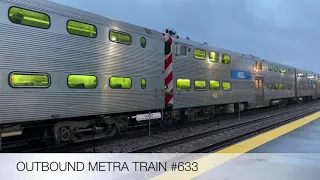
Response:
[0,0,319,149]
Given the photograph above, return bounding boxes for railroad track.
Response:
[129,103,320,153]
[4,100,318,153]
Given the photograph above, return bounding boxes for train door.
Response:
[255,76,264,107]
[314,81,317,98]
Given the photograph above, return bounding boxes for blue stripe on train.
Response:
[231,69,252,80]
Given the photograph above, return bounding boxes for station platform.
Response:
[153,112,320,180]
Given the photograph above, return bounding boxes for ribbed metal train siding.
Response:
[172,42,255,109]
[0,1,165,124]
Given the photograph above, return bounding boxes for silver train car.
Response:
[296,69,319,100]
[0,0,319,149]
[0,0,164,145]
[164,33,297,122]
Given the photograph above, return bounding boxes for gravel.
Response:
[156,107,320,153]
[80,102,320,153]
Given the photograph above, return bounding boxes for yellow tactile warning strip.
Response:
[152,111,320,180]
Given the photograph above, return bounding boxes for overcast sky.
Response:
[49,0,319,73]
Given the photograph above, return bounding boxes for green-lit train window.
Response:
[279,84,284,89]
[280,67,286,74]
[10,73,50,87]
[222,81,231,90]
[176,79,191,91]
[194,49,206,60]
[68,75,97,89]
[268,84,274,89]
[209,51,219,63]
[209,80,220,91]
[141,78,147,89]
[67,20,97,38]
[274,84,279,89]
[110,77,132,89]
[222,54,231,64]
[140,37,146,48]
[109,30,132,45]
[268,64,273,71]
[274,65,279,73]
[8,6,50,29]
[194,80,206,90]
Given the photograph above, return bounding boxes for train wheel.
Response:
[43,127,55,146]
[107,124,118,137]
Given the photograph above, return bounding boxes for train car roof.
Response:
[2,0,163,38]
[5,0,318,75]
[173,36,297,69]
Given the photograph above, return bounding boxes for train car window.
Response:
[68,75,97,89]
[268,64,273,71]
[194,80,207,90]
[177,45,188,56]
[209,51,219,63]
[222,54,231,64]
[10,73,50,88]
[256,61,262,70]
[274,84,279,90]
[141,78,147,89]
[67,20,97,38]
[109,30,132,45]
[109,77,132,89]
[274,65,279,73]
[8,7,50,29]
[165,42,171,55]
[283,84,288,89]
[259,80,263,87]
[255,80,259,88]
[140,37,147,48]
[194,49,206,60]
[279,84,284,89]
[280,67,286,74]
[268,84,274,89]
[222,81,231,91]
[176,79,191,91]
[209,80,220,91]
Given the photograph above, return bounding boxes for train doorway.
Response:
[255,76,264,107]
[314,81,317,99]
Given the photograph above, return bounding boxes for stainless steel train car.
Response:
[0,0,319,150]
[296,69,319,100]
[164,33,298,122]
[0,0,164,146]
[315,74,320,99]
[263,61,296,105]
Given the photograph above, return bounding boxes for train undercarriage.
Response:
[0,96,315,151]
